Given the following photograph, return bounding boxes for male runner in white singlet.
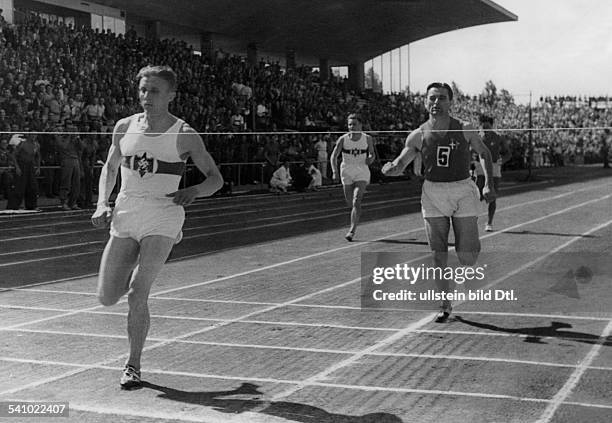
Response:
[91,65,223,388]
[330,113,375,241]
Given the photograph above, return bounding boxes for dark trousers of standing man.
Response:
[59,157,81,208]
[6,162,39,210]
[79,164,94,208]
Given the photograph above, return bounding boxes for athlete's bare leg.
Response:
[125,235,175,370]
[487,177,500,226]
[424,216,451,290]
[343,181,367,240]
[487,201,497,225]
[424,216,455,321]
[97,236,139,306]
[452,216,481,266]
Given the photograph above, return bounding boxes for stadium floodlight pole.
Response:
[407,43,411,93]
[250,66,256,132]
[525,91,534,181]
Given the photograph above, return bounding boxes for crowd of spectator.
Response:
[0,10,610,209]
[451,92,612,169]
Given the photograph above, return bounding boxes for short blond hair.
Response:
[136,65,177,91]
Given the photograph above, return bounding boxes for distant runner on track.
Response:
[330,113,376,241]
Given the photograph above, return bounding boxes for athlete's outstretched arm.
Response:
[170,124,223,206]
[330,136,343,181]
[91,118,128,227]
[382,129,421,176]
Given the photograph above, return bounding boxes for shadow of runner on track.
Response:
[455,316,612,346]
[141,381,403,423]
[374,239,440,246]
[501,230,597,238]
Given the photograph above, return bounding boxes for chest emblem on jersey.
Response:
[134,152,158,177]
[448,138,459,149]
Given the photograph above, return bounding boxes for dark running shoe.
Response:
[120,364,142,390]
[345,231,355,242]
[435,302,452,323]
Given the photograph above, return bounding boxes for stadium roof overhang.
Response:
[96,0,517,65]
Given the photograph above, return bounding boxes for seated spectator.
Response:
[84,97,105,129]
[269,161,291,193]
[308,161,322,190]
[45,86,61,124]
[230,109,245,132]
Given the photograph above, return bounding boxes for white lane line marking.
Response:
[535,319,612,423]
[1,185,610,399]
[3,194,610,331]
[1,327,591,369]
[0,191,417,242]
[1,303,606,343]
[413,328,604,342]
[0,275,368,396]
[427,310,612,321]
[1,178,606,262]
[1,181,604,287]
[0,183,413,225]
[270,313,438,400]
[0,273,99,290]
[4,294,611,323]
[0,200,415,266]
[2,356,611,414]
[0,241,103,257]
[0,358,561,407]
[154,193,612,298]
[0,304,400,332]
[149,227,425,298]
[2,355,612,397]
[3,289,98,296]
[0,251,99,268]
[0,190,415,233]
[561,401,612,410]
[0,177,554,232]
[271,216,612,401]
[180,200,410,240]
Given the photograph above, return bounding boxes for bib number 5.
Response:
[436,146,451,167]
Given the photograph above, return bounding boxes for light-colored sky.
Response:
[407,0,612,104]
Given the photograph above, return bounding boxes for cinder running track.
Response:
[1,166,611,423]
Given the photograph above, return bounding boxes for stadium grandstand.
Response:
[1,1,612,423]
[1,0,610,208]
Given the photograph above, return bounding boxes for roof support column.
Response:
[319,58,329,82]
[247,42,258,67]
[200,32,215,62]
[145,20,161,40]
[286,48,296,69]
[348,61,364,91]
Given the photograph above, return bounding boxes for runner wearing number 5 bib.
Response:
[382,82,496,323]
